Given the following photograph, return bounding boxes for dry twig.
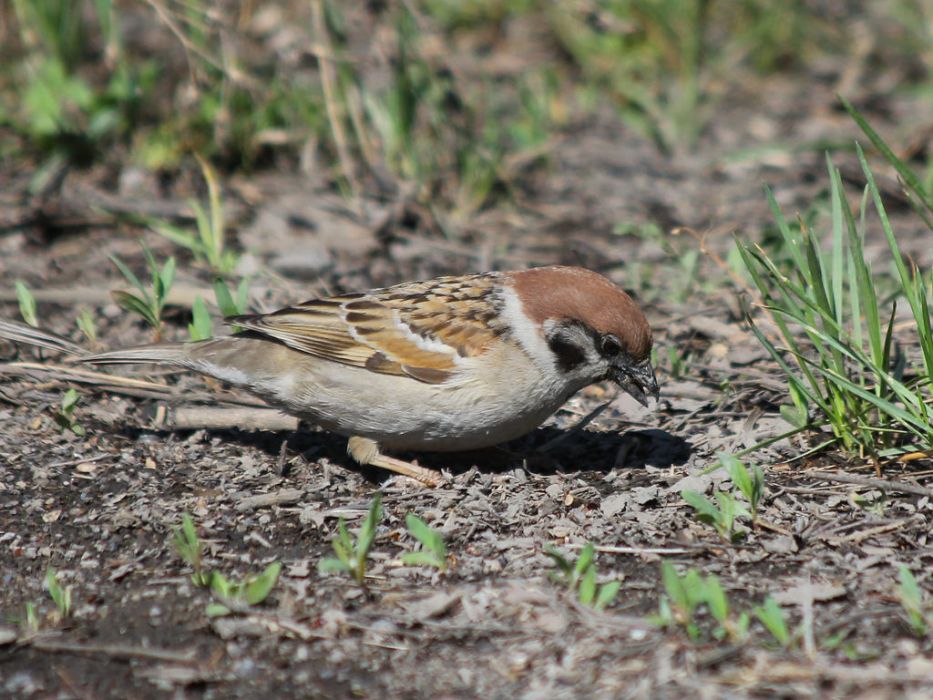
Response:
[803,470,933,499]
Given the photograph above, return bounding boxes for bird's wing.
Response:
[227,274,507,384]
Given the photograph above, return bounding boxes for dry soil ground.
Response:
[1,6,932,700]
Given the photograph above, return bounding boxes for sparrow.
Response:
[0,266,658,485]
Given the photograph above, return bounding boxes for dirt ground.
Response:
[1,4,933,700]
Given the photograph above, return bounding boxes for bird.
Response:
[0,266,658,485]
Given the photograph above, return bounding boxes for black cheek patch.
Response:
[547,335,586,372]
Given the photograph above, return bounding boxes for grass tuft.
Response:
[738,126,933,459]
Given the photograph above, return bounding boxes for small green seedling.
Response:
[54,388,86,436]
[702,572,750,641]
[319,493,382,584]
[681,489,749,541]
[720,453,765,519]
[188,278,250,340]
[897,565,929,636]
[170,514,281,616]
[667,346,688,380]
[653,561,706,639]
[546,543,593,591]
[683,454,765,540]
[110,246,176,338]
[205,562,282,618]
[545,543,621,610]
[653,564,797,646]
[75,308,97,343]
[16,281,38,327]
[851,491,888,517]
[45,567,72,620]
[150,156,238,274]
[171,513,210,586]
[213,277,250,318]
[18,568,73,633]
[652,563,749,642]
[22,601,40,633]
[779,383,810,430]
[188,296,213,341]
[753,596,791,647]
[401,513,447,571]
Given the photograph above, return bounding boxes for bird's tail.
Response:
[80,345,189,366]
[0,319,86,356]
[1,318,190,367]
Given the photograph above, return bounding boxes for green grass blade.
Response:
[594,581,621,610]
[661,562,688,612]
[357,493,383,561]
[109,255,147,298]
[827,153,845,332]
[245,562,281,605]
[15,281,38,327]
[841,96,933,211]
[111,291,157,327]
[401,551,440,568]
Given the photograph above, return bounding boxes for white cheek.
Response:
[499,286,555,371]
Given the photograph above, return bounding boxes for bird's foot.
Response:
[347,436,444,487]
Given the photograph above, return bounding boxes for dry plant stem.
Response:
[54,668,91,700]
[1,362,175,396]
[800,574,816,659]
[676,225,754,296]
[345,84,380,178]
[311,0,360,203]
[143,0,226,82]
[678,225,786,346]
[168,406,298,432]
[0,362,269,407]
[223,611,330,641]
[368,453,444,487]
[803,470,933,499]
[28,636,197,664]
[754,519,793,536]
[562,544,691,555]
[236,488,305,512]
[828,518,917,545]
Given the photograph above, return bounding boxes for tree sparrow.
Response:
[1,266,658,485]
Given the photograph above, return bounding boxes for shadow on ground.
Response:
[119,421,693,483]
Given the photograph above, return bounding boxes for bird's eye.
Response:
[600,334,622,356]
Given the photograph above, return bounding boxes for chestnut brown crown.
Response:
[509,266,653,362]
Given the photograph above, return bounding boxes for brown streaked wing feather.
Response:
[230,300,387,371]
[379,275,507,360]
[225,274,507,384]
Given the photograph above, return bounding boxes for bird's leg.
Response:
[346,436,444,487]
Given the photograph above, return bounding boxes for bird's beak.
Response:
[612,360,660,407]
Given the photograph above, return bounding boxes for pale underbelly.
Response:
[189,337,582,451]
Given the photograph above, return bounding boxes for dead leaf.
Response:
[601,493,629,518]
[773,581,846,604]
[404,591,461,622]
